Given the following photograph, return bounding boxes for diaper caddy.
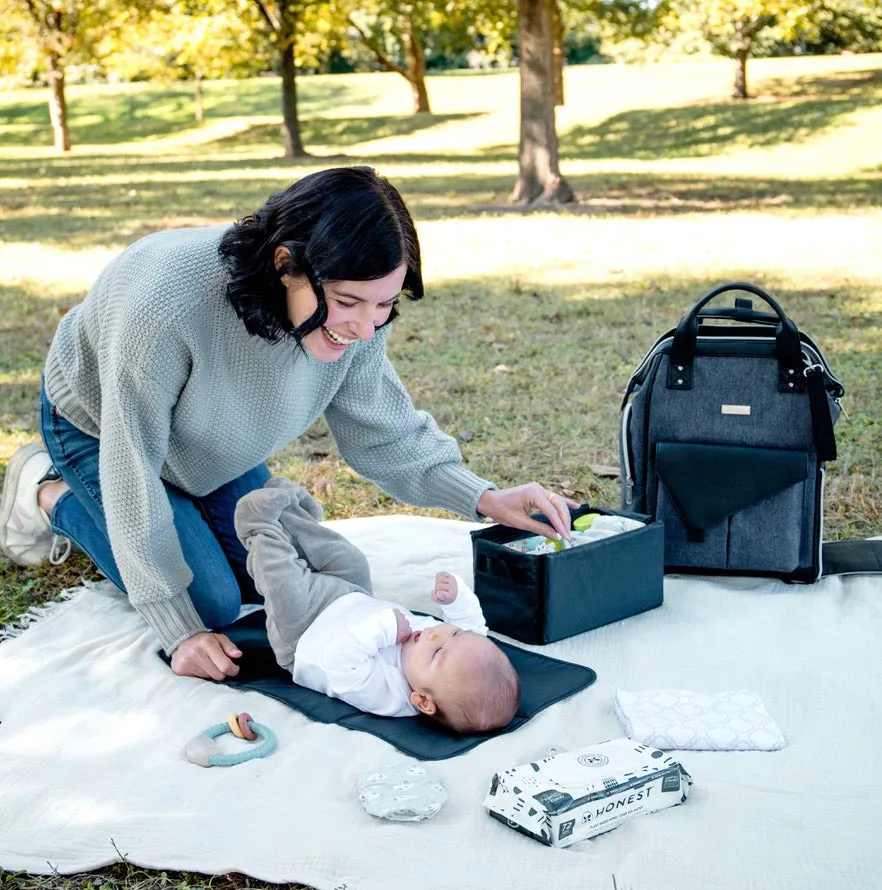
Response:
[471,505,664,644]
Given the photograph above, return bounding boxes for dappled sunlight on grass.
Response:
[211,112,486,151]
[3,161,881,250]
[556,67,882,162]
[0,73,411,147]
[417,212,882,289]
[559,93,877,160]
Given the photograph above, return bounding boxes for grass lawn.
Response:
[1,53,881,889]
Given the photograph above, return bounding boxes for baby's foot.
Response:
[432,571,458,605]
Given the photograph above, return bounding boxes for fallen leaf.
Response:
[589,464,621,478]
[493,364,512,373]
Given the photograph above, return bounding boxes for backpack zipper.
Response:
[621,402,634,499]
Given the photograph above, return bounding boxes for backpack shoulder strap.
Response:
[822,540,882,576]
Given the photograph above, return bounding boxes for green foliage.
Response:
[658,0,812,58]
[0,0,153,83]
[778,0,882,55]
[334,0,517,73]
[621,0,882,65]
[104,0,272,82]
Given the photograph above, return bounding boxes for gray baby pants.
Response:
[234,477,373,673]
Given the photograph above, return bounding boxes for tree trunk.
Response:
[47,50,71,153]
[550,0,564,107]
[279,40,307,157]
[405,27,431,113]
[194,70,204,122]
[511,0,574,205]
[732,18,750,100]
[733,49,749,99]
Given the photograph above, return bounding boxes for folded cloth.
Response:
[613,688,786,751]
[504,516,645,554]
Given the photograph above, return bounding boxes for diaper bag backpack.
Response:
[619,282,845,583]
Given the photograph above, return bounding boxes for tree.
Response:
[662,1,813,99]
[550,0,564,105]
[108,1,268,121]
[346,2,434,113]
[0,0,144,152]
[250,0,320,157]
[512,0,575,205]
[337,0,519,113]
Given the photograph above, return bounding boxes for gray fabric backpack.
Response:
[619,282,846,583]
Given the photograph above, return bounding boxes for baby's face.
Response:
[400,623,494,701]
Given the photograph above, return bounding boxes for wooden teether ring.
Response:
[237,712,258,740]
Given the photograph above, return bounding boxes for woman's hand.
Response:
[170,632,242,681]
[477,484,579,541]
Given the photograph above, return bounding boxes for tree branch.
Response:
[251,0,280,34]
[347,14,407,77]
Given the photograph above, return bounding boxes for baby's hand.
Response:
[431,571,459,605]
[394,609,413,644]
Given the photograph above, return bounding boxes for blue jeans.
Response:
[39,384,270,628]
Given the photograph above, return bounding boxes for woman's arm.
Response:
[324,329,574,539]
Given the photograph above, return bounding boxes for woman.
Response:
[0,167,574,681]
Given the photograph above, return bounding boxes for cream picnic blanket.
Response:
[1,515,881,890]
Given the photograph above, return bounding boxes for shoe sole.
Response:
[0,441,48,564]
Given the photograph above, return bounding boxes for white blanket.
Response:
[1,515,881,890]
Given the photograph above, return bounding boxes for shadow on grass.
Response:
[479,68,882,162]
[214,112,484,149]
[1,161,881,248]
[0,77,394,147]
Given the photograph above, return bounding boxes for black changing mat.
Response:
[166,610,597,761]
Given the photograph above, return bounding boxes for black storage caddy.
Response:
[471,506,664,645]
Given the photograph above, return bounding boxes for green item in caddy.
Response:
[572,513,601,532]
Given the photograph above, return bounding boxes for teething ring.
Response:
[228,713,246,739]
[185,716,277,767]
[237,711,257,740]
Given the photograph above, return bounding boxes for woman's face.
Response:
[281,261,407,362]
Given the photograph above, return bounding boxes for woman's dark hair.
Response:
[218,166,423,343]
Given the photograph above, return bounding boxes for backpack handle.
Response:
[696,297,780,325]
[669,282,803,389]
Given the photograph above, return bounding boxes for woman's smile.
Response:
[322,326,355,349]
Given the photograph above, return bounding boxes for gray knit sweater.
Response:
[43,225,493,653]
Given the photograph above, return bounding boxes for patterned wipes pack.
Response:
[613,689,786,751]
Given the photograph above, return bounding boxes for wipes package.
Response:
[483,737,692,848]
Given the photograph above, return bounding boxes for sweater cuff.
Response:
[135,592,209,655]
[425,464,496,521]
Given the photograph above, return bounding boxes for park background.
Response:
[1,1,881,888]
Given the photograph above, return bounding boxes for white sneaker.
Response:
[0,443,71,567]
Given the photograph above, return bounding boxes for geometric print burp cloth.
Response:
[613,689,787,751]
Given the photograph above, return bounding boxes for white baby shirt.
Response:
[292,578,488,718]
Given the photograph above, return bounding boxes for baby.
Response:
[234,478,521,734]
